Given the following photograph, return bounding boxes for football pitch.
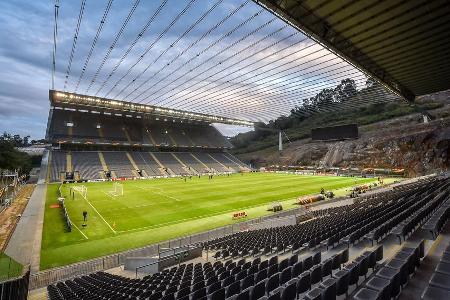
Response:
[41,173,378,269]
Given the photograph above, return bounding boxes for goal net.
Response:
[72,185,87,200]
[108,182,123,197]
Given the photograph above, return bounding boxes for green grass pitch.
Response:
[41,173,377,269]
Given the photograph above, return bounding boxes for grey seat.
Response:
[353,287,379,300]
[365,276,391,300]
[376,267,401,297]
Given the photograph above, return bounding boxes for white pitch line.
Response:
[132,184,181,202]
[71,222,89,240]
[83,197,117,234]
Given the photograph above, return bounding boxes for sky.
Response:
[0,0,366,140]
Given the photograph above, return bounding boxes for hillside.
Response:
[233,94,450,176]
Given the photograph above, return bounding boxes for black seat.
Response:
[268,264,279,278]
[303,287,322,300]
[331,254,341,271]
[297,271,311,295]
[376,267,401,297]
[345,262,360,287]
[266,273,280,294]
[333,269,349,297]
[206,281,221,295]
[303,256,313,271]
[386,259,408,286]
[250,280,265,300]
[226,281,241,298]
[292,261,303,278]
[319,277,336,300]
[310,265,322,285]
[421,285,450,300]
[321,258,332,278]
[209,287,225,300]
[255,269,268,283]
[374,244,383,262]
[365,276,391,300]
[221,276,233,288]
[190,287,206,300]
[236,288,250,300]
[313,252,321,265]
[280,267,292,285]
[269,256,279,266]
[352,287,379,300]
[288,255,298,267]
[281,281,296,300]
[241,274,254,290]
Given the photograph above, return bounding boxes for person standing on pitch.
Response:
[82,210,88,227]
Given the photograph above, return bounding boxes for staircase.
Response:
[66,152,73,173]
[172,153,196,175]
[190,153,211,172]
[149,153,175,176]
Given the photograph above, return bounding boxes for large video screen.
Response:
[311,124,358,141]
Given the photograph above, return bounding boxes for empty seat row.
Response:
[421,241,450,299]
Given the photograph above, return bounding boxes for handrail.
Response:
[135,249,189,278]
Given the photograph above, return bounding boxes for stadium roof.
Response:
[255,0,450,101]
[49,90,254,126]
[49,0,449,124]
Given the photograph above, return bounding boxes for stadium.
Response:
[0,1,449,300]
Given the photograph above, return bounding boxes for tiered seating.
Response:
[176,153,210,174]
[209,153,239,171]
[154,153,187,175]
[129,152,161,177]
[194,153,229,173]
[71,151,103,180]
[421,242,450,299]
[352,241,425,299]
[205,178,447,259]
[48,110,232,149]
[102,152,135,178]
[421,194,450,239]
[49,249,348,300]
[50,151,66,181]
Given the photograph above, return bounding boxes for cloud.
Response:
[0,0,365,139]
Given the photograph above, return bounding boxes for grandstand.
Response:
[1,0,450,299]
[46,91,250,182]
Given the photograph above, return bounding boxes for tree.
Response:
[0,140,32,174]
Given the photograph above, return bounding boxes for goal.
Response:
[108,182,123,197]
[72,185,87,200]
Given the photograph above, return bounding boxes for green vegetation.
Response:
[0,140,32,174]
[0,252,23,280]
[230,79,444,155]
[41,173,376,269]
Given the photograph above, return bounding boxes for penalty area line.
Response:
[83,197,117,234]
[71,222,88,240]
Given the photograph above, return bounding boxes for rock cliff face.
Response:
[237,112,450,177]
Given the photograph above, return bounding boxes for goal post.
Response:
[72,185,87,200]
[107,182,123,197]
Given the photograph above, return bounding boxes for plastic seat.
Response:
[331,254,341,271]
[376,267,401,297]
[321,258,332,278]
[303,256,313,271]
[281,281,296,300]
[313,252,321,265]
[209,287,225,300]
[333,269,349,297]
[266,273,280,294]
[241,274,254,290]
[235,288,250,300]
[421,285,450,300]
[365,276,391,300]
[226,281,241,298]
[303,287,322,300]
[288,255,298,267]
[250,280,265,300]
[291,261,303,278]
[319,277,336,300]
[344,262,360,287]
[386,259,408,286]
[296,271,311,295]
[255,269,268,283]
[206,281,221,295]
[269,256,279,266]
[310,265,322,285]
[277,266,288,283]
[352,287,379,300]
